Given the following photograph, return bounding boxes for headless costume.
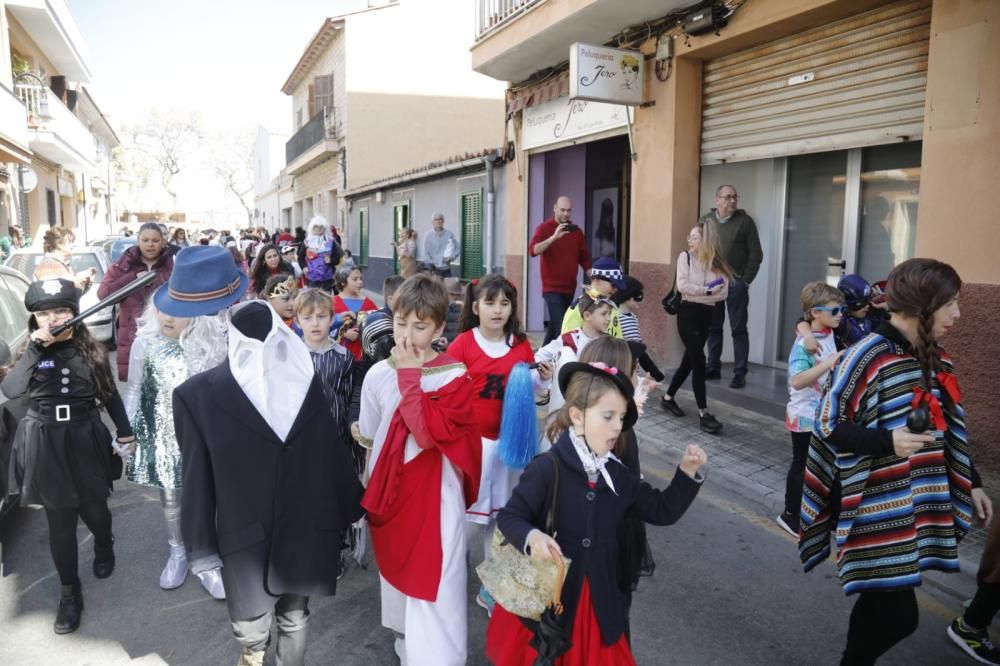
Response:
[358,355,481,666]
[176,301,363,661]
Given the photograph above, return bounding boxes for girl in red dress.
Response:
[332,266,378,360]
[486,361,708,665]
[447,274,554,615]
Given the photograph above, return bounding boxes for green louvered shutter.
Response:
[359,208,370,265]
[461,190,484,279]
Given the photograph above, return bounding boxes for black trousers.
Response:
[707,278,750,376]
[667,302,715,409]
[783,431,812,516]
[966,582,1000,629]
[542,291,573,345]
[44,500,113,586]
[842,588,918,665]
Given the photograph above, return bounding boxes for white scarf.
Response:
[568,426,619,495]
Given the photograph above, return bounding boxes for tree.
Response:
[124,109,204,208]
[210,127,255,226]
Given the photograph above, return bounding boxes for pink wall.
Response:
[525,145,586,330]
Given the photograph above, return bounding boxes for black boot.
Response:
[54,582,83,634]
[93,536,115,579]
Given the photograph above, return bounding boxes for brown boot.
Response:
[236,647,265,666]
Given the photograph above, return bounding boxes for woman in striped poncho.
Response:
[799,258,991,665]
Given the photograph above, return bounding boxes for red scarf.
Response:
[911,371,963,431]
[362,371,482,601]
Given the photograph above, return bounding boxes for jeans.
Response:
[783,431,811,517]
[433,266,452,278]
[45,500,113,586]
[666,302,714,409]
[707,278,750,376]
[232,595,310,665]
[842,589,918,665]
[542,292,574,345]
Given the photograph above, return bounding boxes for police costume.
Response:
[0,278,133,634]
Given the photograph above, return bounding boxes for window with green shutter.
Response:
[461,190,484,279]
[358,208,369,265]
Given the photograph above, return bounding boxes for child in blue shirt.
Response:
[778,282,845,537]
[795,273,887,352]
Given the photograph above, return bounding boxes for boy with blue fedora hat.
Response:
[124,245,248,604]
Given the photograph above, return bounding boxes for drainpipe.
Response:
[482,149,500,274]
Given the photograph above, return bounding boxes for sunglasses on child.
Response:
[812,305,847,315]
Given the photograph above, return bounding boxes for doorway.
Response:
[392,201,410,274]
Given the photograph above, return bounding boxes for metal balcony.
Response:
[14,75,96,171]
[475,0,545,42]
[285,107,339,165]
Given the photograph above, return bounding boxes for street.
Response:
[0,435,970,665]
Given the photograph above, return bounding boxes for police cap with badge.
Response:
[25,278,81,315]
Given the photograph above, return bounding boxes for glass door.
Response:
[777,150,848,359]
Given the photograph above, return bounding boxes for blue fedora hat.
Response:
[154,246,249,317]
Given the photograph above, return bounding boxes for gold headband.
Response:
[267,277,298,300]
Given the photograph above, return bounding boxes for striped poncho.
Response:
[799,323,973,595]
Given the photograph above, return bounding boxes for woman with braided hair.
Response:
[799,258,991,665]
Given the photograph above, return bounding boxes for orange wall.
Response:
[916,0,1000,285]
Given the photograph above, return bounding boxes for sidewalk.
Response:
[635,381,990,604]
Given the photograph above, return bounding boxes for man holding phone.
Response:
[529,195,592,343]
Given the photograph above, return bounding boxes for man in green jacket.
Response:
[701,184,763,389]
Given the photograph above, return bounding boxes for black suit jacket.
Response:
[174,360,364,620]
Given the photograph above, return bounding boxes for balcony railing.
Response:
[285,107,339,165]
[14,73,97,169]
[475,0,544,41]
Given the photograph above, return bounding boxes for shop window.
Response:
[856,143,922,282]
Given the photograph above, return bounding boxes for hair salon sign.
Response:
[569,42,644,106]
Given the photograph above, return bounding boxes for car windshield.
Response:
[5,251,105,283]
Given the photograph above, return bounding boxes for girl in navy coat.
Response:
[486,360,707,664]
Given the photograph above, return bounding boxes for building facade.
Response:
[0,0,118,245]
[277,0,506,275]
[472,0,1000,460]
[252,125,291,232]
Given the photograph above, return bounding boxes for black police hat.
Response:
[25,278,81,315]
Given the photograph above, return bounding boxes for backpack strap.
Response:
[560,331,577,354]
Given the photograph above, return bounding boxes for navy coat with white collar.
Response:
[497,431,703,646]
[174,360,364,620]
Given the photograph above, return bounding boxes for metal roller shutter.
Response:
[701,0,930,165]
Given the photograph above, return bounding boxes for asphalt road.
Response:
[0,435,973,666]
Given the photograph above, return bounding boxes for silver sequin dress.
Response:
[126,334,188,489]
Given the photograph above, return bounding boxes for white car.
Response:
[4,246,116,345]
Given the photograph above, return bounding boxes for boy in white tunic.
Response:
[358,274,481,666]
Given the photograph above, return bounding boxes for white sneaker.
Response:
[196,568,226,600]
[159,544,188,590]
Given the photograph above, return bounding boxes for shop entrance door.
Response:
[776,142,922,361]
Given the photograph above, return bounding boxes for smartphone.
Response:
[562,223,579,233]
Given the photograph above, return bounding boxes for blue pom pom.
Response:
[498,362,538,469]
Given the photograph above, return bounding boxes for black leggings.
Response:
[45,500,113,586]
[666,302,714,409]
[842,589,918,665]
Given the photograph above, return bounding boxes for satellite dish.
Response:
[18,165,37,194]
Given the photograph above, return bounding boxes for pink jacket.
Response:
[676,251,728,305]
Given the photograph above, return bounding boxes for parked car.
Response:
[0,265,30,520]
[4,246,117,346]
[94,235,137,263]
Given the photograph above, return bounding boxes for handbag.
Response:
[660,251,690,315]
[476,452,571,621]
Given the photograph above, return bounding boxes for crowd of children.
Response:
[4,217,994,666]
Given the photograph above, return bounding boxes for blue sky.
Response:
[67,0,370,135]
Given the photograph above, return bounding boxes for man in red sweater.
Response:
[529,195,592,343]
